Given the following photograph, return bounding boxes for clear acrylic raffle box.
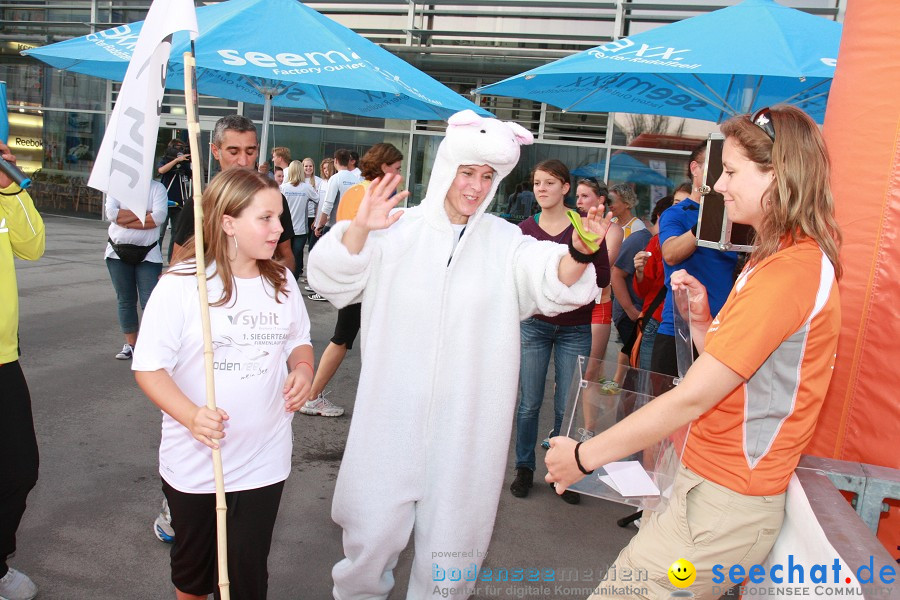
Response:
[559,356,689,512]
[673,286,696,379]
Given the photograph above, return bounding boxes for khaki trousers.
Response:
[589,466,785,600]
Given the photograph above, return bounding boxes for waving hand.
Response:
[571,206,615,255]
[353,173,409,232]
[343,173,410,255]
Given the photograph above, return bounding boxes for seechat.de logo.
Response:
[712,555,897,586]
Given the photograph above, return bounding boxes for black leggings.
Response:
[0,361,40,577]
[331,303,362,349]
[163,479,285,599]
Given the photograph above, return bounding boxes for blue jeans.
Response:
[106,258,162,334]
[514,317,591,471]
[639,317,660,372]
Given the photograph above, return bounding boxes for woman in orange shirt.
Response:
[547,105,842,599]
[300,143,403,418]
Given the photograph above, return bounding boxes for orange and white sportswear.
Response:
[335,180,371,222]
[682,238,840,496]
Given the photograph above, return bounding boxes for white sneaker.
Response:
[304,285,315,292]
[153,498,174,543]
[299,394,344,417]
[115,343,133,360]
[0,568,37,600]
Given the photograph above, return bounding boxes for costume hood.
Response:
[421,110,534,230]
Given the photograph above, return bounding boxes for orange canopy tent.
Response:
[812,0,900,559]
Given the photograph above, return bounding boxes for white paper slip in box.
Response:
[598,474,621,494]
[602,461,660,497]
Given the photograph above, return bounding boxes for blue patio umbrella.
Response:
[24,0,489,155]
[572,154,672,187]
[475,0,840,123]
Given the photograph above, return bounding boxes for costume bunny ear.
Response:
[448,109,485,128]
[505,121,535,146]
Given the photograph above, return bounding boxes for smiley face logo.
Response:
[667,558,696,588]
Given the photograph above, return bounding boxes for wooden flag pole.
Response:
[183,44,231,599]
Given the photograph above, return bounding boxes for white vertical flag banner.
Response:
[88,0,198,222]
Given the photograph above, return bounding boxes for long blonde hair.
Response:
[285,160,304,186]
[302,157,316,185]
[170,169,289,306]
[320,158,334,180]
[720,104,842,279]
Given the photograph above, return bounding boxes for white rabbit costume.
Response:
[308,110,600,600]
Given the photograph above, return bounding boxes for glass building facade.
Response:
[1,0,844,218]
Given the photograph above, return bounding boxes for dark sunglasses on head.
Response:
[750,107,776,142]
[577,177,608,196]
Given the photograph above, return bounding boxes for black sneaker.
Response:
[551,482,581,505]
[560,489,581,505]
[510,467,533,498]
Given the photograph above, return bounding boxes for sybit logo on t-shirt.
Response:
[227,309,280,328]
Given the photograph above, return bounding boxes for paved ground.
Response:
[11,214,642,599]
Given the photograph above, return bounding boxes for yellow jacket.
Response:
[0,184,44,363]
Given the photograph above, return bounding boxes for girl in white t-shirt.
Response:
[133,169,314,600]
[281,160,319,280]
[305,157,332,260]
[303,156,325,218]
